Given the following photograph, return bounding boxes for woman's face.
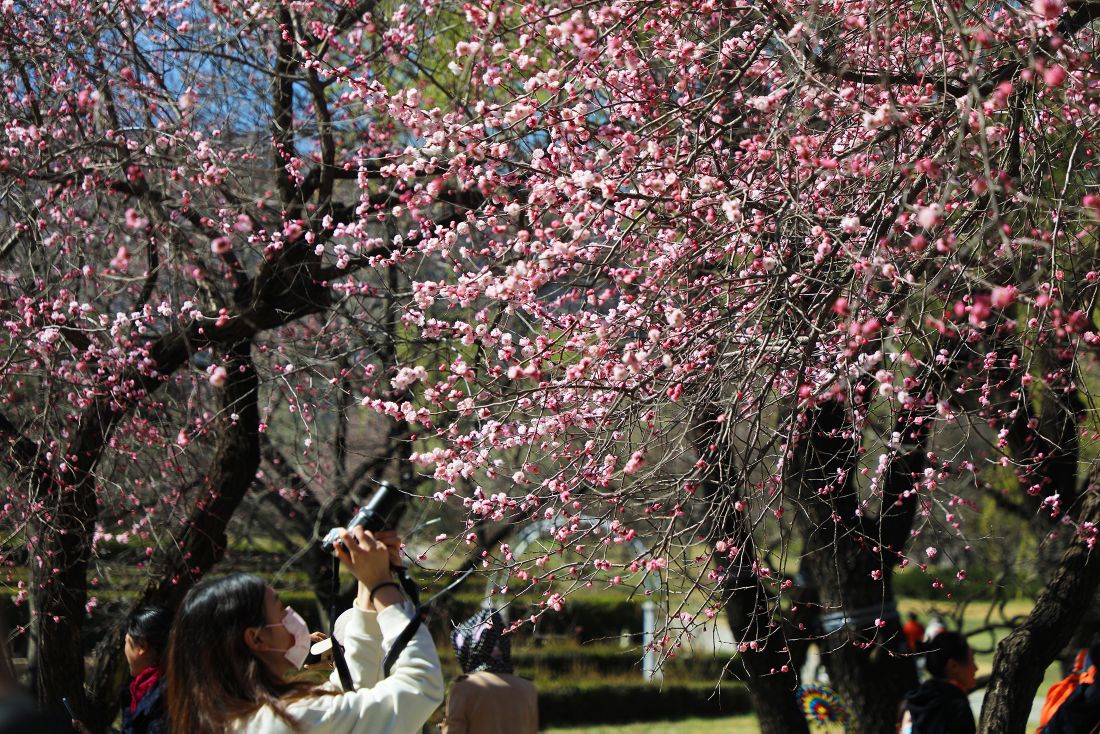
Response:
[245,586,296,678]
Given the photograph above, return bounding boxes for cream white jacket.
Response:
[230,601,444,734]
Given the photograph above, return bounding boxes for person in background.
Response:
[442,609,537,734]
[903,612,926,653]
[899,631,978,734]
[72,606,172,734]
[1039,642,1100,734]
[165,527,442,734]
[121,606,172,734]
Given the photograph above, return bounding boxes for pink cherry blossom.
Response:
[1032,0,1064,19]
[208,366,228,388]
[991,285,1018,309]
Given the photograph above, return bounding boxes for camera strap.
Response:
[330,556,356,692]
[327,559,424,690]
[328,559,478,688]
[382,563,479,676]
[382,601,427,677]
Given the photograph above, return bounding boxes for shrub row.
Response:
[431,641,733,681]
[537,680,751,727]
[510,645,733,679]
[434,592,645,643]
[275,589,649,645]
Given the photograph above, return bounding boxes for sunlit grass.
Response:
[545,716,757,734]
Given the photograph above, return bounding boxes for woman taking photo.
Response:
[165,527,443,734]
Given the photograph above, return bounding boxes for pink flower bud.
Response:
[916,204,941,230]
[1032,0,1063,19]
[209,366,228,387]
[990,285,1018,309]
[1043,65,1066,87]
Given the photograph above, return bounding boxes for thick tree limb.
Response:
[979,492,1100,733]
[790,400,919,734]
[28,237,329,712]
[690,408,809,734]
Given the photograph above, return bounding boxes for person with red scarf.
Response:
[120,606,171,734]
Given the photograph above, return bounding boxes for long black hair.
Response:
[127,606,172,660]
[165,574,319,734]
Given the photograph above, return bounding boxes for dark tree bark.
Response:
[29,471,96,712]
[999,339,1100,672]
[692,410,809,734]
[790,400,924,734]
[979,491,1100,734]
[722,564,812,734]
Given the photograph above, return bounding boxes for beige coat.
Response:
[442,671,538,734]
[229,602,443,734]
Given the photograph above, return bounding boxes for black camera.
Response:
[321,481,406,553]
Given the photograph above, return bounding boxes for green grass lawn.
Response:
[545,716,758,734]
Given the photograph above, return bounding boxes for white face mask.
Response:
[264,606,311,669]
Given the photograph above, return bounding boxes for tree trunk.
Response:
[691,409,809,733]
[29,488,93,714]
[723,584,811,734]
[791,399,922,733]
[979,492,1100,734]
[29,411,109,713]
[84,340,261,731]
[808,569,916,734]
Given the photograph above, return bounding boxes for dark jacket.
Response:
[904,679,976,734]
[120,680,167,734]
[1044,679,1100,734]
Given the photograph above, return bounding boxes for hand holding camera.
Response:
[332,526,405,611]
[322,481,410,613]
[332,525,391,586]
[321,481,406,553]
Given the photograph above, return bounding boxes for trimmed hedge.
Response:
[434,592,644,643]
[537,681,751,727]
[432,641,733,681]
[510,645,733,679]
